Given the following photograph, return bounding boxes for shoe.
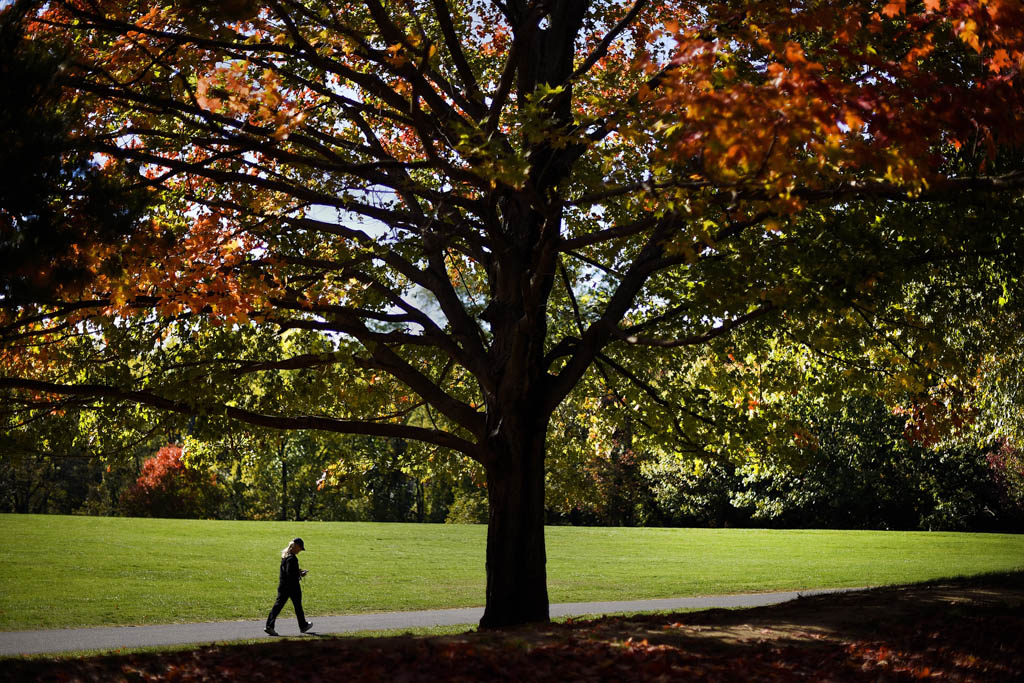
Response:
[264,627,278,636]
[300,622,313,633]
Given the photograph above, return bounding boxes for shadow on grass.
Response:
[3,571,1021,681]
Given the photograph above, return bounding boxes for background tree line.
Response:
[5,391,1022,531]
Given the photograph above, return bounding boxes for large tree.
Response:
[2,0,1024,627]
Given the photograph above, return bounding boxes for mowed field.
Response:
[1,514,1021,630]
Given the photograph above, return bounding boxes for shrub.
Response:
[120,444,223,518]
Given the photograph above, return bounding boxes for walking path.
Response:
[0,588,856,657]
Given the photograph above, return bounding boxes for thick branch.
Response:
[0,376,479,458]
[573,172,1024,208]
[431,0,486,109]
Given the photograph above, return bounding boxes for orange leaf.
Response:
[784,41,806,64]
[989,49,1012,72]
[882,1,905,18]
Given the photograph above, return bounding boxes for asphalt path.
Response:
[0,588,856,657]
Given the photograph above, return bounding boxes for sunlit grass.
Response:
[1,514,1021,630]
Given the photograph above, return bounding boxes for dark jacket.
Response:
[278,553,302,593]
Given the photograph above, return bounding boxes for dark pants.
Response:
[266,587,305,630]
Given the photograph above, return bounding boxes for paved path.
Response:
[0,588,856,657]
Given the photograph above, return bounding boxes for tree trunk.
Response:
[280,453,288,521]
[415,480,425,523]
[479,418,550,629]
[473,2,588,629]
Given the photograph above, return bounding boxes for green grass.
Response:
[1,514,1021,631]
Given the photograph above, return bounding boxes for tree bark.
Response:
[280,446,288,522]
[474,3,589,629]
[479,417,550,628]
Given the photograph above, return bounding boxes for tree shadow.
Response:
[3,573,1021,682]
[543,573,1024,680]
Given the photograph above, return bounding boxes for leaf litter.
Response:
[3,573,1021,681]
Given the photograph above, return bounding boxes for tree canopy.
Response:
[2,0,1023,627]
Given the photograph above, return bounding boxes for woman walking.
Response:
[265,537,313,635]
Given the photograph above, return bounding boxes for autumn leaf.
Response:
[882,1,905,18]
[958,19,982,53]
[989,49,1013,72]
[784,41,806,64]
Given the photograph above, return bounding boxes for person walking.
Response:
[264,537,313,636]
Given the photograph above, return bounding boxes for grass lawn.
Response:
[1,514,1021,631]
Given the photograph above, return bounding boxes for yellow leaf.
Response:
[959,19,982,53]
